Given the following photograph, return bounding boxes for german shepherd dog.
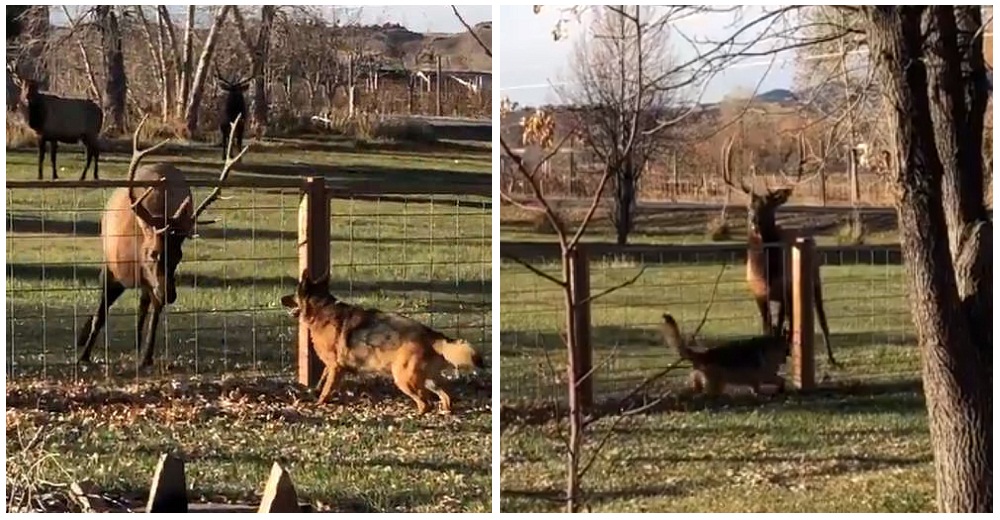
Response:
[660,314,789,396]
[281,271,484,414]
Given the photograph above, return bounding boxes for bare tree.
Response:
[558,6,684,245]
[96,5,127,133]
[183,5,231,135]
[674,5,993,512]
[231,6,278,133]
[862,8,991,511]
[176,5,196,118]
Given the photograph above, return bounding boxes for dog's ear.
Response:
[281,294,300,317]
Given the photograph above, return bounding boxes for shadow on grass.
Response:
[8,214,491,242]
[7,263,492,297]
[159,160,489,198]
[499,326,918,357]
[500,379,925,429]
[500,484,683,505]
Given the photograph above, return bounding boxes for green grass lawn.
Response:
[6,136,492,512]
[498,244,930,511]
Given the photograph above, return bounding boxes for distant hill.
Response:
[347,21,491,71]
[754,88,798,104]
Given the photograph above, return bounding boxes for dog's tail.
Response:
[661,314,704,362]
[433,338,485,370]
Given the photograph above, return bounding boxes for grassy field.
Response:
[498,203,932,512]
[6,136,492,512]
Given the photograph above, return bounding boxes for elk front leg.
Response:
[135,290,151,359]
[77,268,125,363]
[139,298,163,368]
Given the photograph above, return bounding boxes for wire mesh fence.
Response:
[499,243,913,404]
[6,181,492,382]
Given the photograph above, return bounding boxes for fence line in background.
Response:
[499,240,912,405]
[6,177,491,381]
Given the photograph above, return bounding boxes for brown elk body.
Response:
[8,68,104,180]
[77,116,248,367]
[721,136,838,367]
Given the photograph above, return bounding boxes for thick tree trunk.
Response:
[184,6,230,135]
[177,6,196,118]
[232,6,277,134]
[865,6,992,513]
[98,6,127,134]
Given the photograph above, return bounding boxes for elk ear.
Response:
[239,83,250,92]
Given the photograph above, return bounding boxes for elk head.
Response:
[126,114,249,304]
[721,133,822,238]
[216,70,251,95]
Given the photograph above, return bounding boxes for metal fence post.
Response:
[791,237,816,390]
[297,177,329,387]
[568,246,593,408]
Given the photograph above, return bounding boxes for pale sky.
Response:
[50,5,492,34]
[495,5,797,107]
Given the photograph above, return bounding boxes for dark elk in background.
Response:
[7,65,104,180]
[216,71,250,160]
[720,134,839,367]
[76,115,249,368]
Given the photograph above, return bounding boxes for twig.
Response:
[579,265,648,306]
[578,358,687,479]
[539,347,572,454]
[451,6,491,58]
[501,252,566,287]
[689,262,729,341]
[574,343,620,389]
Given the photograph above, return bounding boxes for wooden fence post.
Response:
[298,177,330,388]
[568,246,593,408]
[791,237,816,390]
[146,453,187,513]
[435,56,443,117]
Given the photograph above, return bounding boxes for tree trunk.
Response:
[865,6,992,513]
[250,6,276,134]
[177,5,196,118]
[184,6,230,136]
[98,6,127,134]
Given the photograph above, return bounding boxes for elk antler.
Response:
[720,136,754,196]
[191,113,250,223]
[776,132,827,192]
[127,115,171,234]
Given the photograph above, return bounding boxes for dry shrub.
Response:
[836,217,867,245]
[133,116,189,142]
[706,214,731,242]
[6,113,36,149]
[372,118,438,144]
[267,108,318,136]
[530,203,570,235]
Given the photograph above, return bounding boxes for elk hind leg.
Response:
[50,140,58,179]
[77,268,126,363]
[755,297,772,336]
[36,138,46,180]
[80,135,97,180]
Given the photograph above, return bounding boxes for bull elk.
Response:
[76,115,249,368]
[7,65,104,180]
[720,134,839,367]
[216,71,250,160]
